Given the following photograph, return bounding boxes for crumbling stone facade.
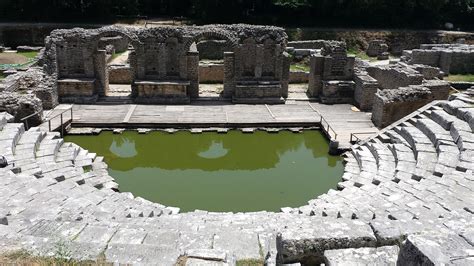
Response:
[42,25,290,104]
[353,61,450,114]
[307,41,356,103]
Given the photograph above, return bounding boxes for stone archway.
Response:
[184,31,239,99]
[91,29,142,99]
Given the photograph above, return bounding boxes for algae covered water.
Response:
[65,130,343,212]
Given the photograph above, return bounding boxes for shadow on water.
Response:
[65,130,344,212]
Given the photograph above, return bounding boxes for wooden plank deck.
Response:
[45,102,379,150]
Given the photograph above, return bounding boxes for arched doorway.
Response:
[185,32,238,99]
[92,30,140,103]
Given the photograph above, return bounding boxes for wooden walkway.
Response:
[45,102,379,150]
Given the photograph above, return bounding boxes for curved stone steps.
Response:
[11,128,46,175]
[0,123,24,163]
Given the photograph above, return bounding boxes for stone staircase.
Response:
[0,89,473,265]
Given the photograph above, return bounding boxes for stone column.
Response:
[93,50,108,97]
[187,51,199,98]
[223,52,235,98]
[308,55,324,97]
[255,44,264,78]
[281,52,291,98]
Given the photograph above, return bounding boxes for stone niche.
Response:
[229,35,290,104]
[308,41,356,103]
[372,86,434,128]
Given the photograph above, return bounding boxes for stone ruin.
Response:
[402,43,474,74]
[307,41,356,104]
[366,39,389,60]
[303,40,452,128]
[0,67,57,125]
[40,25,290,104]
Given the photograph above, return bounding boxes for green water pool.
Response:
[65,130,344,212]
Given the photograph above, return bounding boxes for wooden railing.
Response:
[46,107,74,137]
[308,103,338,140]
[20,111,42,131]
[350,132,377,144]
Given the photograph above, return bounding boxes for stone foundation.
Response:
[233,82,284,103]
[134,80,191,104]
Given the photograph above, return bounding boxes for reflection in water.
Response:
[65,130,344,212]
[198,141,229,159]
[110,137,138,158]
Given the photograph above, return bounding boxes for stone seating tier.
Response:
[0,89,473,265]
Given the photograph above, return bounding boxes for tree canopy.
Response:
[1,0,473,30]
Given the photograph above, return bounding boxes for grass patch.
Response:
[236,258,265,266]
[110,51,126,61]
[347,48,377,61]
[1,248,110,265]
[17,51,39,59]
[290,63,310,72]
[445,74,474,82]
[0,72,5,80]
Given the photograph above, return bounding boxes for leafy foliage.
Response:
[0,0,473,29]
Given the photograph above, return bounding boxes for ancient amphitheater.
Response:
[0,25,473,265]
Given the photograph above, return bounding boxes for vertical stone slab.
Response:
[439,51,452,74]
[308,55,324,97]
[223,52,235,98]
[280,52,291,98]
[93,50,107,97]
[187,51,200,99]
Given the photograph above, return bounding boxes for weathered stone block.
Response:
[372,86,434,128]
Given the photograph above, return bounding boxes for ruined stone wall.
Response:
[353,70,379,111]
[307,41,356,103]
[108,65,133,84]
[372,86,434,128]
[366,64,423,91]
[0,92,43,126]
[41,24,289,103]
[0,68,58,110]
[405,44,474,74]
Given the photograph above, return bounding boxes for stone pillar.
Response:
[281,52,291,98]
[93,50,108,97]
[187,51,199,99]
[255,44,264,78]
[308,55,324,97]
[223,52,235,98]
